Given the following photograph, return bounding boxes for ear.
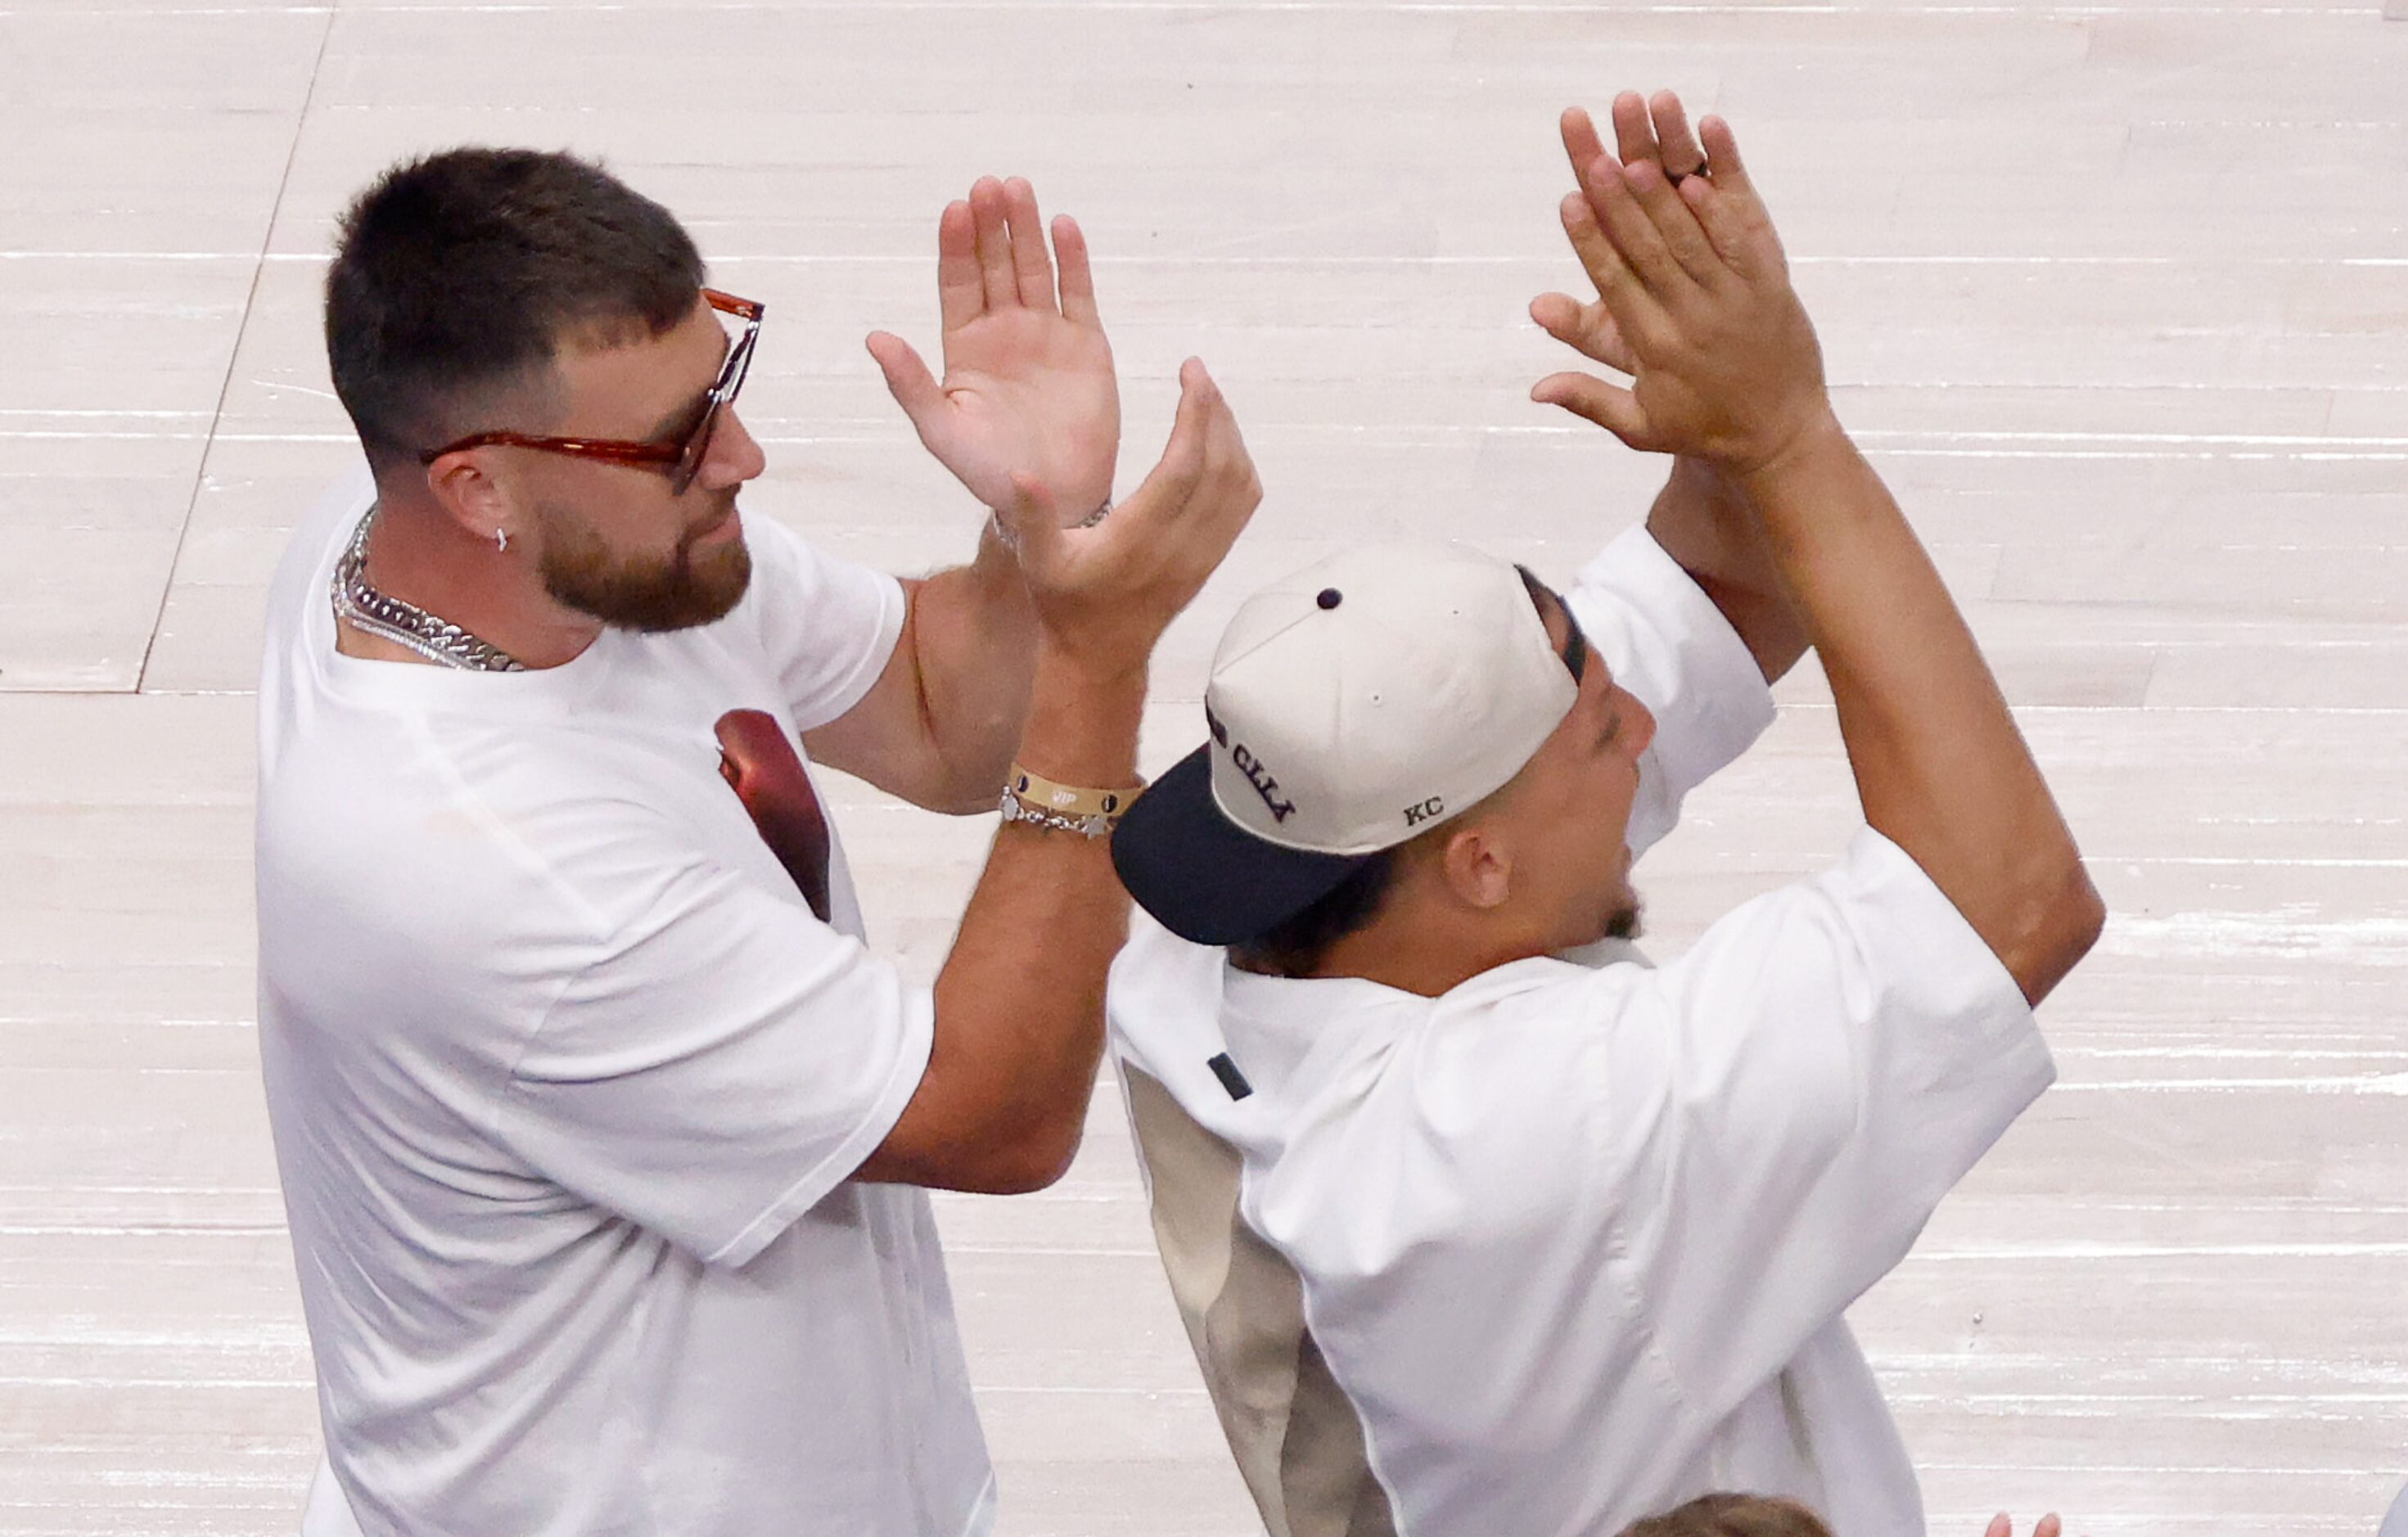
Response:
[422,452,517,543]
[1436,821,1515,911]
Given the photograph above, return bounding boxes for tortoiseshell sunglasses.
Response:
[419,288,763,496]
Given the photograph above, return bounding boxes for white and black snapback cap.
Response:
[1113,541,1579,946]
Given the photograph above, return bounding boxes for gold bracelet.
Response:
[1006,764,1144,820]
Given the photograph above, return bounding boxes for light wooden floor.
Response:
[4,1,2406,1533]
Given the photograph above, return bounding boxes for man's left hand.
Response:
[868,176,1120,521]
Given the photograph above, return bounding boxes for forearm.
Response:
[901,522,1043,810]
[858,353,1255,1190]
[1643,456,1810,683]
[1737,416,2100,1001]
[863,648,1143,1192]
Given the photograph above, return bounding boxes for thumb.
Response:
[865,331,945,438]
[1531,371,1654,449]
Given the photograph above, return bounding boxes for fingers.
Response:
[1558,105,1608,187]
[1531,370,1653,449]
[1681,115,1782,277]
[1188,361,1262,544]
[1572,91,1705,182]
[1569,94,1721,290]
[1001,178,1057,313]
[1649,91,1707,178]
[1053,214,1102,327]
[1117,360,1219,525]
[1529,291,1582,336]
[1675,176,1756,273]
[1986,1517,2013,1537]
[2035,1517,2063,1537]
[1609,90,1657,167]
[936,199,982,333]
[1579,155,1699,304]
[1620,156,1724,287]
[968,176,1019,312]
[1698,114,1756,201]
[1529,291,1635,373]
[1121,360,1260,549]
[864,331,945,438]
[1559,191,1651,323]
[1172,361,1262,570]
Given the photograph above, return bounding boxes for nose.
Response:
[698,407,768,489]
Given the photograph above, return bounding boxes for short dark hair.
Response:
[1620,1495,1835,1537]
[324,146,706,466]
[1228,849,1401,979]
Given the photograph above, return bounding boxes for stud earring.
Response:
[495,529,510,555]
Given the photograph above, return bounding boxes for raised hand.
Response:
[867,176,1120,520]
[1531,106,1835,476]
[1531,92,1707,376]
[996,358,1260,675]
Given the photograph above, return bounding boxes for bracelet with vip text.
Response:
[999,764,1146,838]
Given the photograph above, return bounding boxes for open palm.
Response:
[868,177,1120,520]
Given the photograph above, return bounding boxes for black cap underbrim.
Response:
[1112,744,1370,947]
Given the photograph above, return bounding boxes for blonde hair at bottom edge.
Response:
[1619,1494,1837,1537]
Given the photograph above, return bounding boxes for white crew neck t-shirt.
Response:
[256,464,994,1536]
[1110,529,2054,1537]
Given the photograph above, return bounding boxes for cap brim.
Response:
[1112,745,1370,947]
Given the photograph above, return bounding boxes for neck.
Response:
[359,478,603,670]
[1241,909,1549,999]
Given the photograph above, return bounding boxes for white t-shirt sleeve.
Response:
[741,514,908,732]
[1600,828,2053,1420]
[1565,526,1778,858]
[490,844,934,1269]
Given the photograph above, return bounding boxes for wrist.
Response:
[1032,637,1148,696]
[1016,651,1144,791]
[1663,453,1747,513]
[1727,406,1851,492]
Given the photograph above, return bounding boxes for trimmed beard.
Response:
[1603,894,1644,942]
[534,494,751,632]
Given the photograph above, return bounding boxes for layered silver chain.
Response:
[331,506,527,673]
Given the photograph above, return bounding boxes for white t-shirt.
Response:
[1109,528,2054,1537]
[255,464,994,1536]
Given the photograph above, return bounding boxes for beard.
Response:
[1603,895,1644,942]
[533,493,752,632]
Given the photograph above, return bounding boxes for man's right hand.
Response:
[1531,110,1835,478]
[997,358,1261,679]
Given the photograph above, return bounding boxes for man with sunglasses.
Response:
[255,148,1258,1535]
[1103,94,2104,1535]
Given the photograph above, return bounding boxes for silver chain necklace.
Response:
[331,505,527,673]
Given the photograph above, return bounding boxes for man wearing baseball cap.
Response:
[1105,93,2105,1535]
